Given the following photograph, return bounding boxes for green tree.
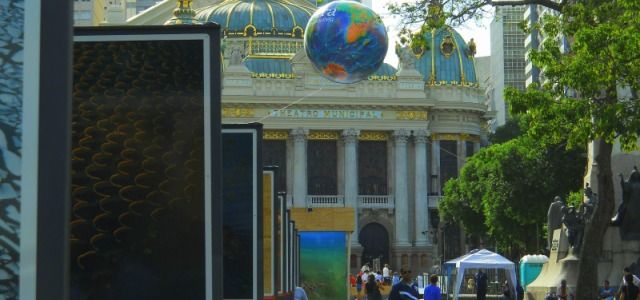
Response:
[505,1,640,297]
[440,135,584,258]
[392,0,640,297]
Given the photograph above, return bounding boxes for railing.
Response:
[306,195,344,207]
[428,195,442,208]
[358,195,394,209]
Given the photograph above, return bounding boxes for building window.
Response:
[263,140,287,193]
[358,141,387,195]
[439,140,458,193]
[307,140,337,195]
[466,141,475,157]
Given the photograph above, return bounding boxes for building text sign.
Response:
[270,109,383,120]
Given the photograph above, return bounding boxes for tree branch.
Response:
[486,0,563,12]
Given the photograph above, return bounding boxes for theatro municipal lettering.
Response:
[270,109,383,119]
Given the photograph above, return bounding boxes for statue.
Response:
[229,48,243,65]
[562,206,584,253]
[612,166,640,240]
[581,183,597,221]
[395,42,416,71]
[547,196,565,250]
[467,38,476,57]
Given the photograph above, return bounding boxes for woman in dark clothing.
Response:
[620,274,640,300]
[365,274,383,300]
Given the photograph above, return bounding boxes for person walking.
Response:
[388,267,419,300]
[383,264,391,285]
[556,279,574,300]
[619,274,640,300]
[475,269,488,300]
[423,275,441,300]
[365,273,383,300]
[294,286,308,300]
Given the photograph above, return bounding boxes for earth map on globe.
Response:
[304,1,388,84]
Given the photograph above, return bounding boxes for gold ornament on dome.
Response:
[395,111,428,121]
[440,36,456,58]
[359,131,389,141]
[308,131,340,140]
[263,130,289,140]
[222,107,255,118]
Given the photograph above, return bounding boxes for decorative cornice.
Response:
[432,133,480,142]
[308,131,340,140]
[433,133,458,141]
[251,73,296,79]
[359,131,389,141]
[396,111,428,121]
[368,75,397,81]
[222,107,255,118]
[263,130,289,140]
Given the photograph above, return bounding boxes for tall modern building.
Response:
[489,6,526,129]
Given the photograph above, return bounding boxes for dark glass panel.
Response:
[358,141,388,195]
[307,140,337,195]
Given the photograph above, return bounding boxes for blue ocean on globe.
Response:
[304,0,388,84]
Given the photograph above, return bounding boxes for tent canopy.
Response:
[444,249,517,299]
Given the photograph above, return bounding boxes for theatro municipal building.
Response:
[107,0,494,273]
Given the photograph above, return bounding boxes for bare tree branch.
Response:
[486,0,563,12]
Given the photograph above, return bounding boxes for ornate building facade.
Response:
[113,0,493,273]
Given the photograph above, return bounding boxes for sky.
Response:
[371,0,493,67]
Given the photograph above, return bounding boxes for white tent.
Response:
[444,249,517,299]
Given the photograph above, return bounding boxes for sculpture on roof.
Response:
[229,48,244,65]
[396,42,416,71]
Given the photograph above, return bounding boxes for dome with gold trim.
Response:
[414,26,478,87]
[194,0,316,38]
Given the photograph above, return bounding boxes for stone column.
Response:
[291,128,308,207]
[474,141,481,154]
[458,137,467,171]
[393,129,411,247]
[414,129,429,247]
[343,128,360,245]
[431,139,441,195]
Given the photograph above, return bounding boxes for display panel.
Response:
[70,26,220,300]
[299,232,348,300]
[221,125,263,299]
[262,169,276,297]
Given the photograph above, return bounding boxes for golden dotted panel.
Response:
[263,130,289,140]
[359,131,389,141]
[395,111,428,121]
[308,131,339,140]
[222,107,255,118]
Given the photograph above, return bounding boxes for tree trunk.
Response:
[574,138,615,300]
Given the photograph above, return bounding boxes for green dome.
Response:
[415,26,478,86]
[195,0,316,38]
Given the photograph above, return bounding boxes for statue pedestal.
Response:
[526,226,640,299]
[525,228,578,299]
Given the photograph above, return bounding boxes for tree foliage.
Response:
[504,0,640,298]
[440,133,585,256]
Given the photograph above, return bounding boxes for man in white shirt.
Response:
[383,264,391,284]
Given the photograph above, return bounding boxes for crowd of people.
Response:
[350,263,440,300]
[347,263,639,300]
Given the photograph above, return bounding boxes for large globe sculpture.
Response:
[304,1,388,84]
